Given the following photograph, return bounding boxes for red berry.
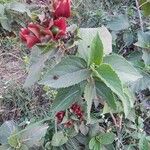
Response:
[64,120,73,128]
[55,111,65,123]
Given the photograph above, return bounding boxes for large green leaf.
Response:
[107,14,129,31]
[0,121,17,145]
[78,26,112,62]
[24,46,56,88]
[94,64,130,117]
[89,33,103,65]
[52,85,81,113]
[20,124,48,147]
[40,56,91,88]
[103,54,142,83]
[95,80,116,110]
[135,31,150,49]
[96,132,115,145]
[8,123,48,148]
[84,80,96,123]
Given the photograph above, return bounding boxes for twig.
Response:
[135,0,144,32]
[0,53,23,62]
[110,112,119,128]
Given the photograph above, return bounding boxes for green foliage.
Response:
[51,131,68,147]
[0,2,30,32]
[89,33,103,65]
[89,132,115,150]
[51,85,81,113]
[40,56,91,88]
[103,54,142,83]
[140,0,150,16]
[84,80,96,123]
[1,0,150,149]
[107,14,129,31]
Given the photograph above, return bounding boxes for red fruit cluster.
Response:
[55,103,84,128]
[55,111,65,123]
[70,103,84,119]
[19,0,71,48]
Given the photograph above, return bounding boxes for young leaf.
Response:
[103,54,142,83]
[94,64,130,117]
[40,56,91,88]
[52,85,81,113]
[96,132,115,145]
[51,131,68,147]
[89,33,103,65]
[95,80,116,110]
[84,80,96,123]
[78,26,112,62]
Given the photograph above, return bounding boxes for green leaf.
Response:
[95,80,116,110]
[8,133,20,149]
[37,42,56,54]
[0,4,5,15]
[142,49,150,65]
[107,14,129,31]
[51,131,68,147]
[131,69,150,92]
[0,17,11,32]
[139,136,150,150]
[94,63,130,117]
[24,46,55,88]
[89,137,102,150]
[52,85,81,113]
[89,33,103,65]
[103,54,142,83]
[40,56,91,88]
[20,124,48,147]
[140,0,150,16]
[7,123,48,148]
[135,31,150,49]
[0,144,11,150]
[78,26,112,62]
[6,2,30,15]
[96,132,115,145]
[0,121,17,144]
[84,80,96,123]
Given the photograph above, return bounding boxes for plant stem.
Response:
[135,0,144,32]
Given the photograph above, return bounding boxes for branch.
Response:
[135,0,144,32]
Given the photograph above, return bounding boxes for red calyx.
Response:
[53,0,71,19]
[55,111,65,123]
[70,103,84,119]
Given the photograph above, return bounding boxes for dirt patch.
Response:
[0,46,26,95]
